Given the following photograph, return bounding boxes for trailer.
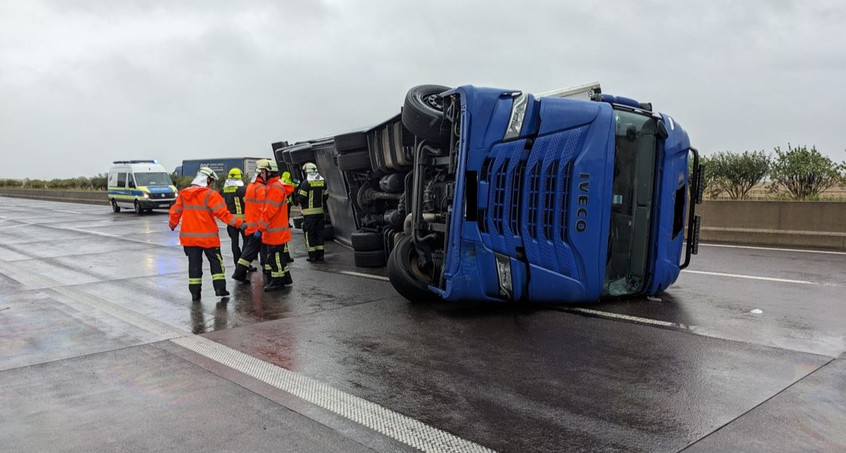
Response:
[178,157,265,178]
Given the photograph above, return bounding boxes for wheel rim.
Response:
[134,201,140,213]
[420,92,444,112]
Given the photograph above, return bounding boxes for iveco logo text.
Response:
[576,173,589,232]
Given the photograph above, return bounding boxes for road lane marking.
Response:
[681,269,822,286]
[700,243,846,256]
[337,270,391,282]
[173,335,494,453]
[560,307,692,330]
[46,284,492,453]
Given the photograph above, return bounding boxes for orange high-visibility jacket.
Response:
[243,180,267,235]
[169,186,243,248]
[258,177,295,246]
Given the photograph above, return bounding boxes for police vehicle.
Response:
[107,160,178,214]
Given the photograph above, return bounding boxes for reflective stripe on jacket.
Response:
[258,177,295,246]
[243,181,266,235]
[169,186,243,248]
[297,179,327,216]
[221,182,246,219]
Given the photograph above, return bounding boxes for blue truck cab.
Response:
[386,84,702,303]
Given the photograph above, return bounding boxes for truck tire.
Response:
[134,200,143,215]
[354,249,386,268]
[387,235,439,303]
[402,84,451,147]
[111,199,121,213]
[290,147,315,165]
[334,132,367,154]
[351,231,383,251]
[337,151,371,171]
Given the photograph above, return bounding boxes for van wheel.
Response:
[134,200,143,215]
[111,199,121,213]
[387,236,439,302]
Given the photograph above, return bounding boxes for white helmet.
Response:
[303,162,318,175]
[198,166,218,182]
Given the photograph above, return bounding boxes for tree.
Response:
[769,144,839,200]
[697,156,723,199]
[708,151,770,200]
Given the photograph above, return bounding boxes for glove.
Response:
[239,222,248,232]
[254,231,262,239]
[169,225,175,231]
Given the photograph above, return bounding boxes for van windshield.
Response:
[134,172,172,186]
[602,109,658,297]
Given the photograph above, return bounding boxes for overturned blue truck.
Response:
[274,83,703,303]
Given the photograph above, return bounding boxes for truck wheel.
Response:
[134,200,143,215]
[351,231,383,251]
[111,199,121,213]
[290,147,315,164]
[402,84,451,147]
[354,249,386,268]
[387,235,439,303]
[337,151,371,171]
[334,132,367,154]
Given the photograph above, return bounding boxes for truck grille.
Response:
[480,126,587,277]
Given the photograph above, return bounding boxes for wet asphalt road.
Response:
[1,197,844,452]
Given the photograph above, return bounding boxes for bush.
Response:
[171,173,195,190]
[708,150,770,200]
[769,144,840,200]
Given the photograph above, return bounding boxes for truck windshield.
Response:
[134,172,172,186]
[602,109,658,297]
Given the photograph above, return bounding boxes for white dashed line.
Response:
[682,269,821,285]
[561,307,691,330]
[337,270,391,282]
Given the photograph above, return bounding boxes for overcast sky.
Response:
[1,0,844,179]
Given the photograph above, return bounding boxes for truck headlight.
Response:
[494,252,513,300]
[142,193,149,199]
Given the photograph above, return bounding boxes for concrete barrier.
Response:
[0,188,109,206]
[699,200,846,250]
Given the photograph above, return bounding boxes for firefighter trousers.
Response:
[303,214,325,261]
[226,225,245,266]
[233,234,268,281]
[184,246,226,297]
[266,243,292,286]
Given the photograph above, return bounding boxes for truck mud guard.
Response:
[680,147,703,270]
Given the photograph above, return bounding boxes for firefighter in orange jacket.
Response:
[258,161,295,291]
[231,160,272,283]
[169,167,246,300]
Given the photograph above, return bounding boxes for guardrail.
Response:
[0,188,109,205]
[2,189,844,250]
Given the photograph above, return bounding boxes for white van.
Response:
[108,160,178,214]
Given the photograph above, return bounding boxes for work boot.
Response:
[231,264,249,283]
[263,279,286,292]
[215,289,230,297]
[189,285,201,301]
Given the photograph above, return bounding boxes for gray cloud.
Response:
[1,0,844,178]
